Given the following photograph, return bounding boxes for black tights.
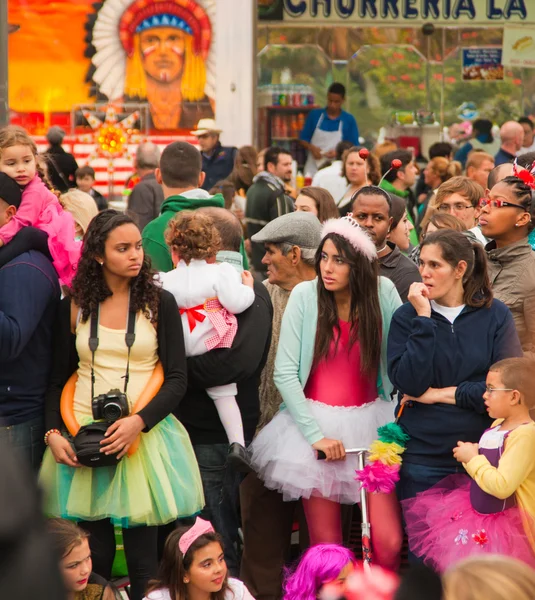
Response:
[79,519,158,600]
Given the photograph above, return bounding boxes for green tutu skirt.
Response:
[40,415,205,528]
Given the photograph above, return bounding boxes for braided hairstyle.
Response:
[499,176,534,233]
[71,210,160,322]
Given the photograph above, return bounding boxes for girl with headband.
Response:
[250,212,404,570]
[144,518,254,600]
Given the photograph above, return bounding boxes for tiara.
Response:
[321,215,377,261]
[178,517,215,555]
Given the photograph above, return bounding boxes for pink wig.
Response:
[283,544,357,600]
[321,216,377,262]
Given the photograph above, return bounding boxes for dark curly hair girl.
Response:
[71,209,160,322]
[165,210,221,264]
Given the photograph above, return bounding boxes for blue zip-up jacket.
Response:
[0,251,60,426]
[387,299,522,468]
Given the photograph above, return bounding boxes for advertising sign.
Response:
[462,47,504,81]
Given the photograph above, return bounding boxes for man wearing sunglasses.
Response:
[480,176,535,359]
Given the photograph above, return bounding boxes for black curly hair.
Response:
[71,210,160,322]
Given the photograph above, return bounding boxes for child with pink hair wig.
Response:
[283,544,357,600]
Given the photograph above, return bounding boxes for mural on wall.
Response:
[8,0,216,133]
[86,0,215,130]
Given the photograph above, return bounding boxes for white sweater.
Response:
[159,259,254,356]
[144,577,255,600]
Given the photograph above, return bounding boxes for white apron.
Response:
[304,112,343,177]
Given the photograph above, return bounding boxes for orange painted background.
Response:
[8,1,94,117]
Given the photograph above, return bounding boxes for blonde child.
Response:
[159,211,254,470]
[403,357,535,571]
[0,126,81,286]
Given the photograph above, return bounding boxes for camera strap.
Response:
[89,298,137,403]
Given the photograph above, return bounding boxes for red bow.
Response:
[513,159,535,189]
[180,304,206,332]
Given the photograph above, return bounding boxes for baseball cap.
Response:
[0,173,22,208]
[251,211,322,250]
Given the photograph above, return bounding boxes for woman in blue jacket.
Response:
[388,230,522,516]
[251,212,403,570]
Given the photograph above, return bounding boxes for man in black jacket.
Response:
[245,147,295,278]
[177,207,273,575]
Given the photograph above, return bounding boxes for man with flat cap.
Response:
[0,174,60,472]
[240,211,321,600]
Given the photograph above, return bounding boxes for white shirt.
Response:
[518,140,535,156]
[159,259,254,356]
[144,578,256,600]
[469,225,488,246]
[431,300,465,324]
[311,160,348,202]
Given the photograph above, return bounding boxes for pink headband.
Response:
[178,517,215,555]
[321,215,377,262]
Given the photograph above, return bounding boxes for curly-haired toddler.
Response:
[159,210,255,470]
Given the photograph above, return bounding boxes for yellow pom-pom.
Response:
[368,441,405,466]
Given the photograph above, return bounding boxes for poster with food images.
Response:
[502,27,535,68]
[462,47,504,81]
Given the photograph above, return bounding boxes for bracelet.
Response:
[44,429,61,446]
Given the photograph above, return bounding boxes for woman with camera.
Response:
[39,210,205,600]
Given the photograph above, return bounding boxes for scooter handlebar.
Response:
[316,448,368,460]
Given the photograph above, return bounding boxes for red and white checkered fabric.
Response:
[203,298,238,351]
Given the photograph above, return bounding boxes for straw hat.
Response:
[191,118,222,136]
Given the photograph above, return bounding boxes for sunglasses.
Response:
[478,197,527,210]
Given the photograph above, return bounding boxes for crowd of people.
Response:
[1,101,535,600]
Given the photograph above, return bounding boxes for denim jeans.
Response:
[397,461,463,563]
[0,415,45,473]
[193,443,242,575]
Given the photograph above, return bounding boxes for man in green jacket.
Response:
[142,141,248,271]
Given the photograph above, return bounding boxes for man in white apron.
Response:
[299,82,360,177]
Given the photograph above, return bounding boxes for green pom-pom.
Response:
[377,422,409,447]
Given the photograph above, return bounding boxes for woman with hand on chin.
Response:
[387,229,522,558]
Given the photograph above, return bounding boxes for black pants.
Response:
[79,519,158,600]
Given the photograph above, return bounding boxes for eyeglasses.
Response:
[485,386,514,394]
[479,198,527,210]
[437,203,474,213]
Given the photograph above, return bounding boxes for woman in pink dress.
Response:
[250,209,404,569]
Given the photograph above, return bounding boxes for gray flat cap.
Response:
[251,211,322,249]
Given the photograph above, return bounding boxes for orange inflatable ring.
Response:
[60,361,165,457]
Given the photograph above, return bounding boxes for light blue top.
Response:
[299,108,359,145]
[273,277,402,445]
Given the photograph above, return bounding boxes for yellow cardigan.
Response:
[464,420,535,549]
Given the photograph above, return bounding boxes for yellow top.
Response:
[73,313,158,421]
[464,419,535,549]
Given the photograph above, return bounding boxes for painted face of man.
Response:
[140,27,187,83]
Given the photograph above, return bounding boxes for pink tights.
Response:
[302,491,402,571]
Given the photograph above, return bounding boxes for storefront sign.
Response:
[462,47,504,80]
[259,0,533,25]
[502,27,535,67]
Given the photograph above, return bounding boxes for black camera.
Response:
[92,389,130,422]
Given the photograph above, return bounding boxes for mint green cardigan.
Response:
[273,277,402,445]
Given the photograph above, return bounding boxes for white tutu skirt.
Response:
[250,398,395,504]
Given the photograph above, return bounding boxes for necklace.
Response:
[377,244,389,254]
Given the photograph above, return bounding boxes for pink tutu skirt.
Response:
[38,200,81,287]
[402,474,535,572]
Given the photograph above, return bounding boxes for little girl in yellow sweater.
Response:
[402,357,535,571]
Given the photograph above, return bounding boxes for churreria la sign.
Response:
[274,0,531,24]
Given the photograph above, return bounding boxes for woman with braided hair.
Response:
[480,176,535,358]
